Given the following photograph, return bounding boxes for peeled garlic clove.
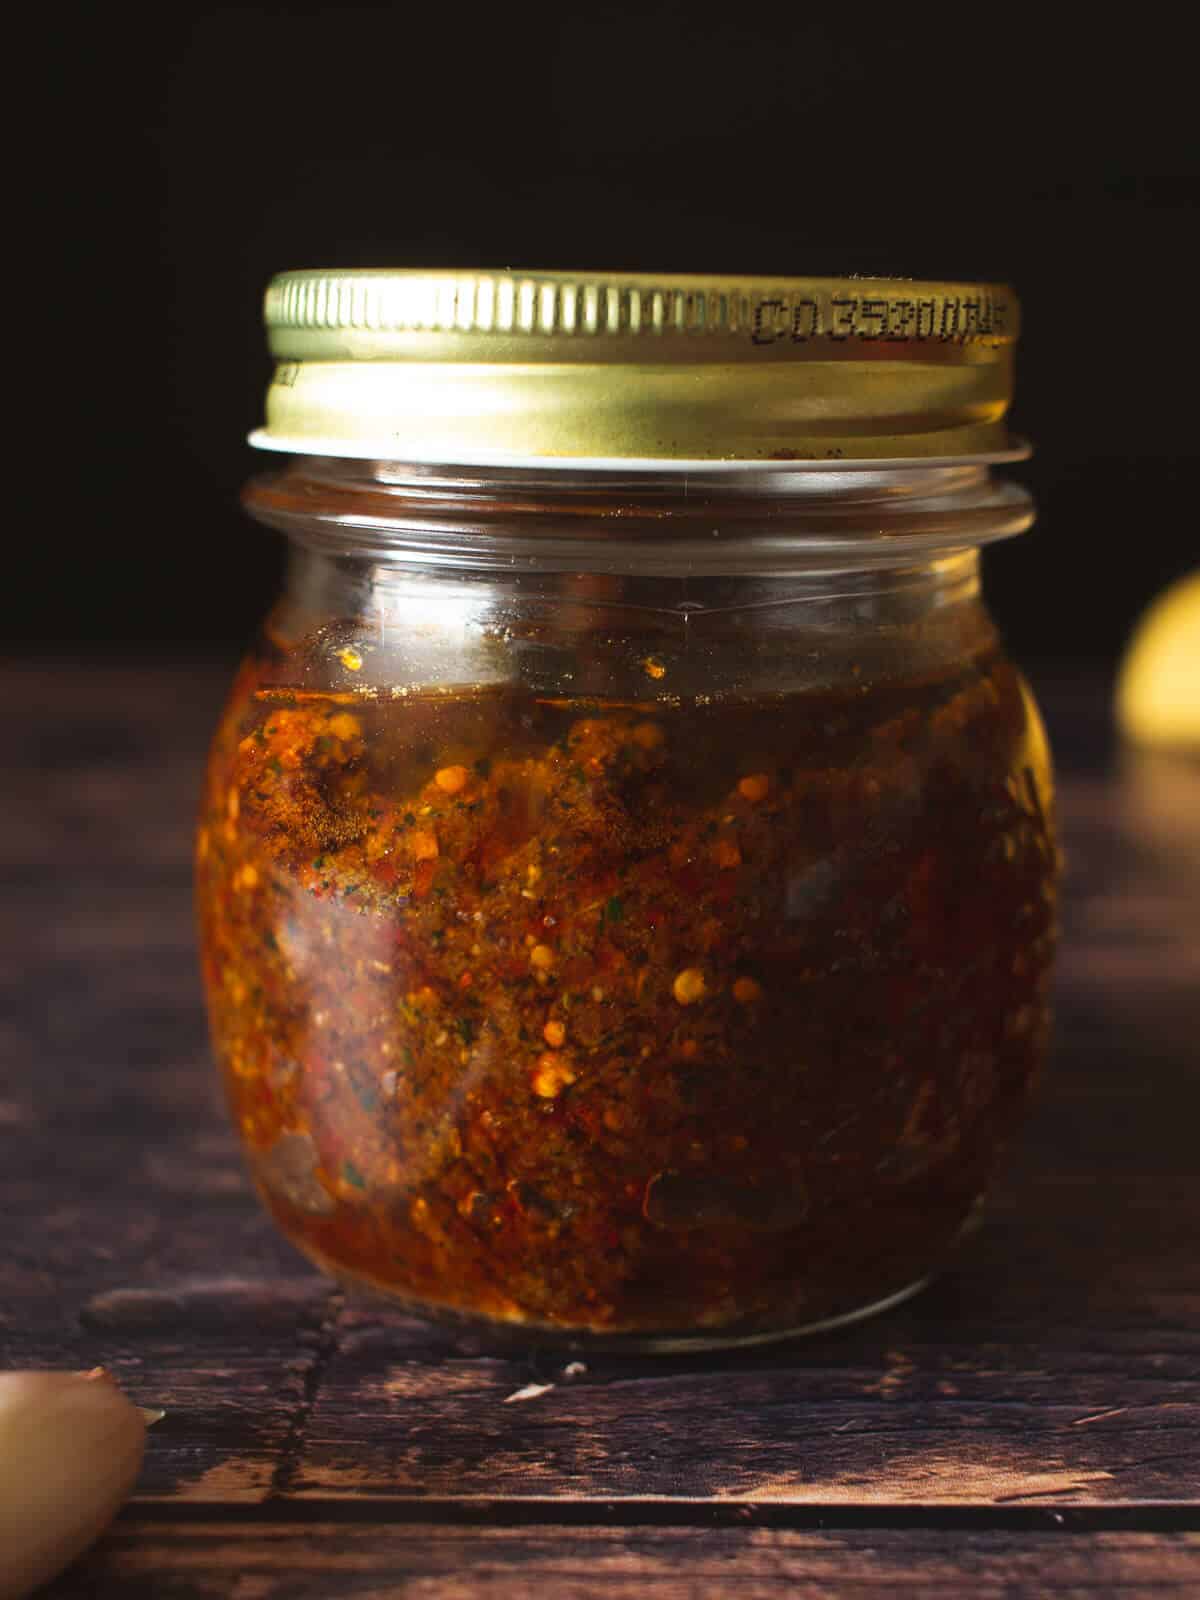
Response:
[0,1370,146,1600]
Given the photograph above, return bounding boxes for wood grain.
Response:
[1,662,1197,1593]
[42,1525,1200,1598]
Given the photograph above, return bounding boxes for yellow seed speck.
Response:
[226,787,240,820]
[673,967,707,1005]
[532,1052,577,1098]
[239,864,259,890]
[339,647,363,671]
[526,863,542,885]
[642,655,667,680]
[327,712,361,741]
[591,986,605,1002]
[434,1029,448,1046]
[543,1019,566,1048]
[738,773,771,803]
[732,976,763,1004]
[435,764,469,795]
[530,943,556,971]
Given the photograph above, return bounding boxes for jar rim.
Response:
[249,430,1032,474]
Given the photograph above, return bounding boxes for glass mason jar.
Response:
[197,270,1058,1350]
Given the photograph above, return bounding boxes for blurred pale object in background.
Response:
[1117,571,1200,749]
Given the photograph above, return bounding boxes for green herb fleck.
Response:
[455,1014,478,1047]
[341,1160,366,1189]
[603,895,625,924]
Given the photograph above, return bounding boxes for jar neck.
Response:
[244,454,1033,578]
[268,542,995,706]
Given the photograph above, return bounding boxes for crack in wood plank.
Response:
[267,1290,346,1499]
[110,1499,1200,1530]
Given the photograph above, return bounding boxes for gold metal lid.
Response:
[251,268,1021,466]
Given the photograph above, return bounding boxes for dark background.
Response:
[37,5,1198,664]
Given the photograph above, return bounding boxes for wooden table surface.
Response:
[2,662,1197,1597]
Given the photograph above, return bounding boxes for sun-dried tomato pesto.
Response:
[197,646,1057,1339]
